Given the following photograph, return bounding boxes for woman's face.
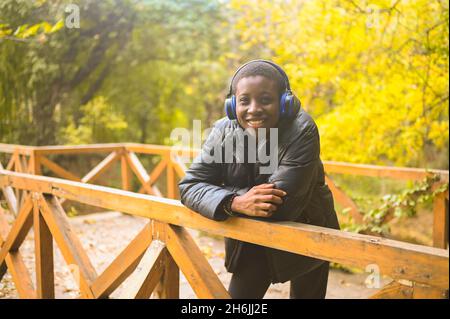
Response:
[235,75,280,131]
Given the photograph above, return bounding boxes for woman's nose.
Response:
[247,100,263,114]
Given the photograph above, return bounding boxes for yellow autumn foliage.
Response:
[229,0,449,168]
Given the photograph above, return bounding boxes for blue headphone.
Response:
[224,60,301,121]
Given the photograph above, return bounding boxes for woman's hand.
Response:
[230,183,287,218]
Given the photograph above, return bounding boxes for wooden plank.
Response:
[166,160,176,199]
[325,175,363,223]
[0,162,18,216]
[14,155,27,211]
[34,144,123,155]
[323,161,449,183]
[412,283,449,299]
[28,153,41,175]
[369,281,413,299]
[15,154,26,173]
[2,185,18,215]
[124,151,156,196]
[0,196,33,280]
[165,224,229,299]
[5,154,16,171]
[1,170,448,289]
[5,252,36,298]
[370,281,448,299]
[20,155,29,174]
[139,186,163,197]
[81,151,120,184]
[0,144,35,155]
[0,205,11,238]
[154,248,179,299]
[90,222,153,298]
[119,241,167,299]
[2,185,18,216]
[121,154,131,191]
[125,143,198,157]
[33,202,55,298]
[137,159,168,194]
[0,207,36,299]
[40,156,81,181]
[150,220,179,299]
[18,152,32,217]
[433,192,448,249]
[36,194,97,298]
[150,159,168,184]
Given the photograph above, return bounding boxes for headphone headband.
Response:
[227,59,291,97]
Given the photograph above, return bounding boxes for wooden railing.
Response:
[0,143,448,299]
[1,143,448,247]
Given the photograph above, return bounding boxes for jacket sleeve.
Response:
[267,123,320,221]
[178,123,235,221]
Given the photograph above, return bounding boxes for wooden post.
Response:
[37,195,97,298]
[152,221,179,299]
[154,252,179,299]
[121,151,131,191]
[33,198,55,298]
[161,253,179,298]
[13,152,22,212]
[166,155,175,199]
[29,151,41,175]
[433,192,448,249]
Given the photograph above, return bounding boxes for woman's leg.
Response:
[289,261,330,299]
[228,245,271,299]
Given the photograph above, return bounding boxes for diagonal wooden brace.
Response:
[0,196,33,281]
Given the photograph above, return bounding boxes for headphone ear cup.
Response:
[224,95,237,120]
[279,92,288,119]
[280,92,301,120]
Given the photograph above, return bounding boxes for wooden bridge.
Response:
[0,143,448,299]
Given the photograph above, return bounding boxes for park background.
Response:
[1,0,448,169]
[0,0,448,298]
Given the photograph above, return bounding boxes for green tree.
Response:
[1,0,231,147]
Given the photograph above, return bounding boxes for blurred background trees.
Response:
[1,0,448,169]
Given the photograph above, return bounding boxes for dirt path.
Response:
[0,212,389,299]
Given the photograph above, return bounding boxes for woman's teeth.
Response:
[248,120,264,126]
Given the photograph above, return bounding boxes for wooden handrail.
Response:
[0,170,448,291]
[1,143,448,248]
[323,161,449,183]
[0,144,36,155]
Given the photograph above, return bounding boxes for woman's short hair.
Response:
[231,61,287,96]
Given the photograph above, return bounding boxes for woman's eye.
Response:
[261,97,272,104]
[239,98,249,104]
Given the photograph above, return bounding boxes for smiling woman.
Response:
[178,60,340,299]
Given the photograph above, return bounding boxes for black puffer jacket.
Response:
[178,109,340,283]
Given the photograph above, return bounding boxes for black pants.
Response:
[228,245,329,299]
